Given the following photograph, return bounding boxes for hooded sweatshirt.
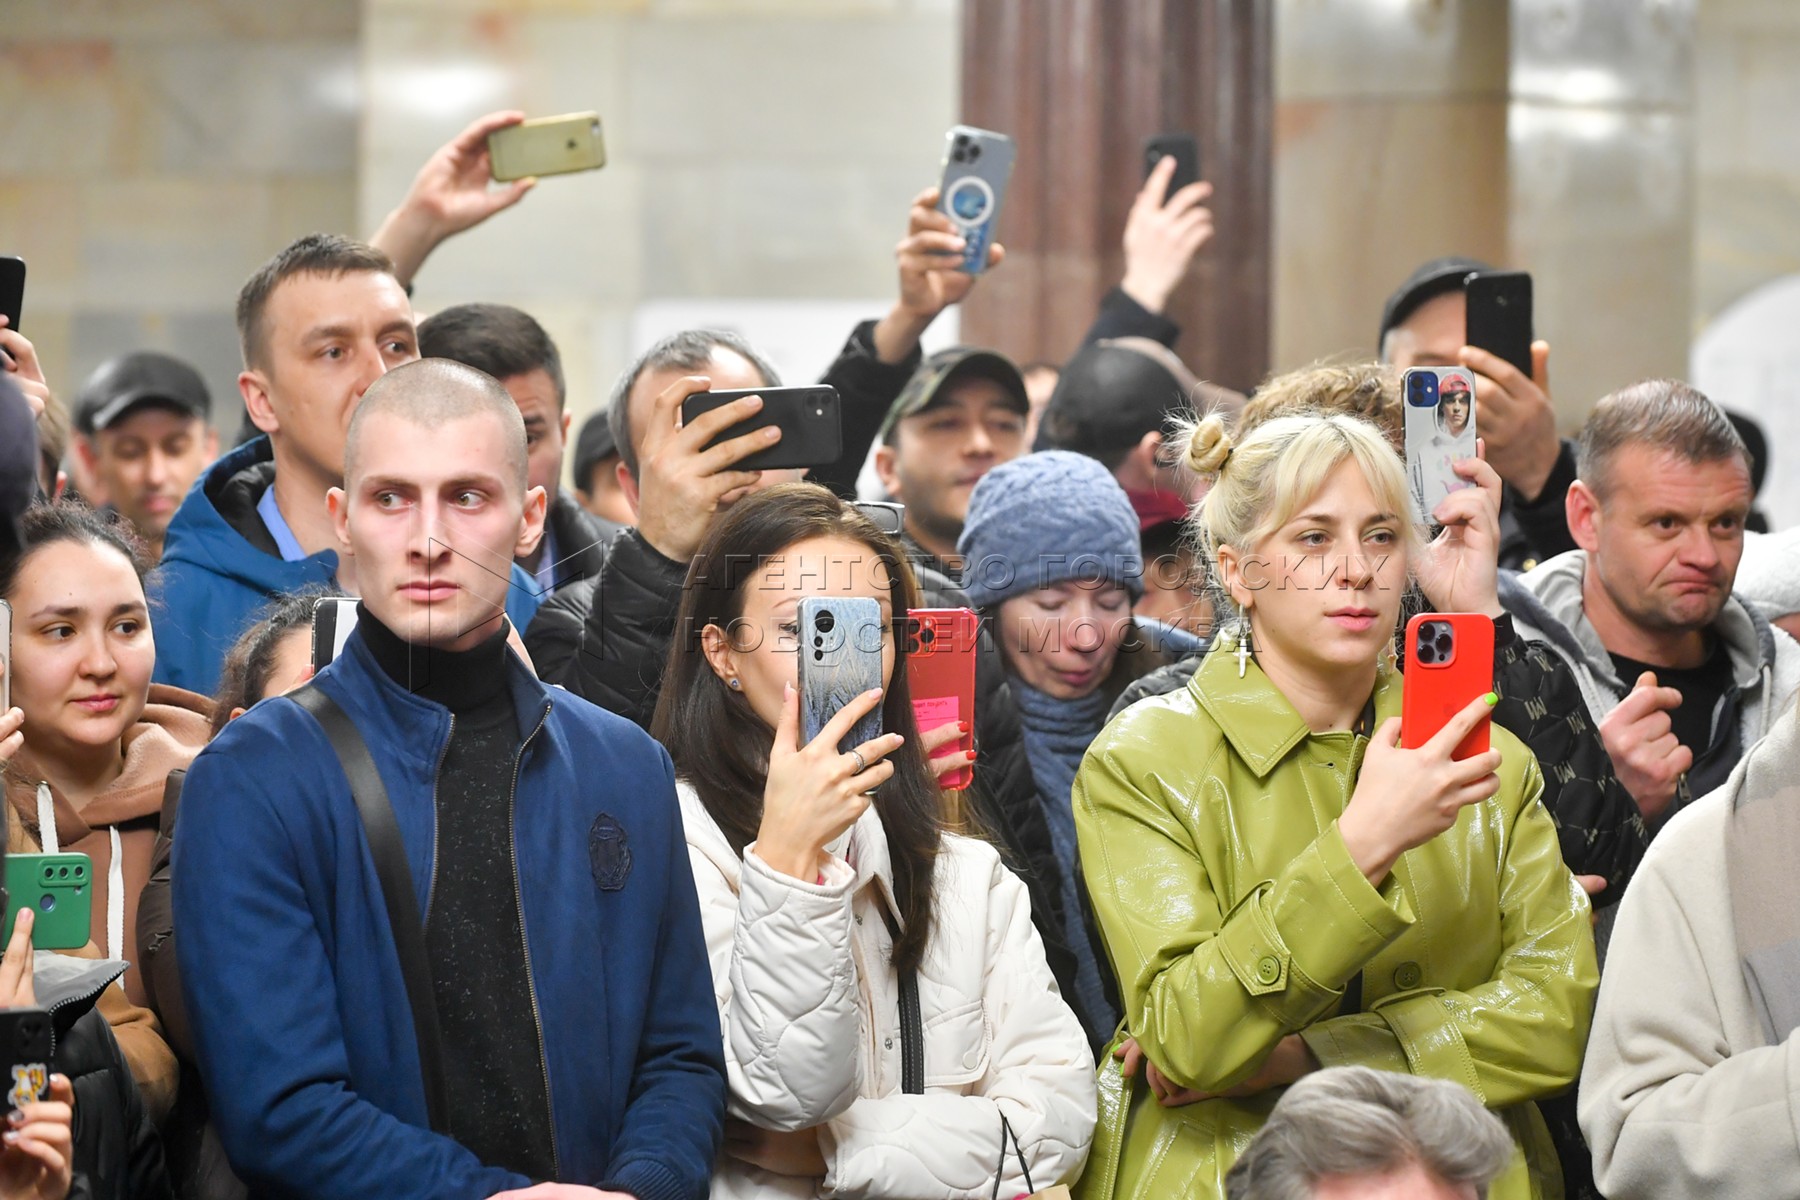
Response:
[1,687,208,1131]
[1502,549,1800,804]
[151,437,543,695]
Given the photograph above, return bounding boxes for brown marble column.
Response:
[958,0,1273,394]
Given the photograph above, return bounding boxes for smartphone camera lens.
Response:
[967,143,983,161]
[814,609,836,635]
[921,626,936,646]
[37,895,53,914]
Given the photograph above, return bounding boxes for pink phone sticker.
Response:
[912,695,962,755]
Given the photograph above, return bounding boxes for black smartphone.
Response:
[680,385,843,473]
[0,1008,51,1110]
[1143,134,1201,196]
[0,256,23,336]
[1464,270,1533,379]
[311,597,359,671]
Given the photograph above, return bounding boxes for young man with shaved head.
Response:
[172,359,725,1200]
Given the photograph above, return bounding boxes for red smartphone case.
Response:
[1400,613,1493,760]
[906,608,978,791]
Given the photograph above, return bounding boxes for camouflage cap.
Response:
[877,346,1029,443]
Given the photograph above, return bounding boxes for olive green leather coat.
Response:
[1071,647,1598,1199]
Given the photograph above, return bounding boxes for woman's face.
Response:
[702,535,896,732]
[7,540,154,760]
[1441,387,1471,436]
[1222,458,1407,683]
[997,580,1133,700]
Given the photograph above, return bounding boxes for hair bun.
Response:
[1184,415,1234,476]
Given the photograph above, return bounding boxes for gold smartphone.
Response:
[487,112,607,182]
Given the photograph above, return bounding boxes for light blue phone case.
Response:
[797,596,885,755]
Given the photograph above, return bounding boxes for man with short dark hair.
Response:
[1503,379,1800,826]
[872,347,1031,576]
[1378,256,1575,571]
[151,234,541,694]
[571,411,631,526]
[418,302,621,592]
[174,358,724,1200]
[72,352,219,565]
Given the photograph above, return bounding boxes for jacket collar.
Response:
[157,435,340,588]
[1520,549,1777,692]
[324,622,553,753]
[1188,642,1400,780]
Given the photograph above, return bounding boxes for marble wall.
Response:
[1272,0,1511,373]
[0,0,360,437]
[1694,0,1800,330]
[6,0,1793,476]
[360,0,960,464]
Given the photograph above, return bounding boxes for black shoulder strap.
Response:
[291,684,450,1133]
[876,901,924,1095]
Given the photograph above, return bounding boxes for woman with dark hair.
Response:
[0,500,190,1199]
[652,482,1094,1198]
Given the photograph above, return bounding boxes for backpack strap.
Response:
[291,683,450,1133]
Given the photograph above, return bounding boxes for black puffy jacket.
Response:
[37,956,173,1200]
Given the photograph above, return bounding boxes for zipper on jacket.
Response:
[424,714,455,920]
[508,701,558,1179]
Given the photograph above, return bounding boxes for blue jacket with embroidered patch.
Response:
[171,628,725,1200]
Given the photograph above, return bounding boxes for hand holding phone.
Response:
[1123,140,1214,313]
[679,386,842,474]
[906,609,977,790]
[758,598,903,880]
[488,112,607,182]
[1403,367,1477,527]
[938,126,1016,275]
[1341,686,1502,886]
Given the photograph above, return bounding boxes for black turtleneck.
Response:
[358,607,556,1180]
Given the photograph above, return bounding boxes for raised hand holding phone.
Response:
[757,682,902,881]
[937,126,1015,275]
[1340,692,1503,887]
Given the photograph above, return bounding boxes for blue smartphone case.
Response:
[938,125,1016,275]
[797,597,885,755]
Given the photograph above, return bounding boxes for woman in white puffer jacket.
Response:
[651,485,1096,1199]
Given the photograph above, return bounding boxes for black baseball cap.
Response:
[1034,339,1203,458]
[572,410,618,486]
[74,351,210,435]
[878,347,1028,443]
[1377,256,1494,353]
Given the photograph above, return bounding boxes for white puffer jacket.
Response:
[678,781,1097,1199]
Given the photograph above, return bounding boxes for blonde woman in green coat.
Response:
[1072,410,1597,1199]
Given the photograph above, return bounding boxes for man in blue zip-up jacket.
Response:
[173,359,724,1200]
[151,233,541,695]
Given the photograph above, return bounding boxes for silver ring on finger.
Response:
[846,748,867,775]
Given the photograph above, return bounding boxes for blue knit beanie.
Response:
[957,450,1145,609]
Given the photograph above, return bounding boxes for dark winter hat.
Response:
[957,450,1144,609]
[878,346,1028,443]
[1377,256,1493,353]
[74,351,210,435]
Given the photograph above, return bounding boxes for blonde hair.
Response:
[1173,408,1422,615]
[1236,361,1403,450]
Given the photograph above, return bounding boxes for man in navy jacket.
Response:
[173,358,724,1200]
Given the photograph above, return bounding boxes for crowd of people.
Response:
[0,106,1794,1200]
